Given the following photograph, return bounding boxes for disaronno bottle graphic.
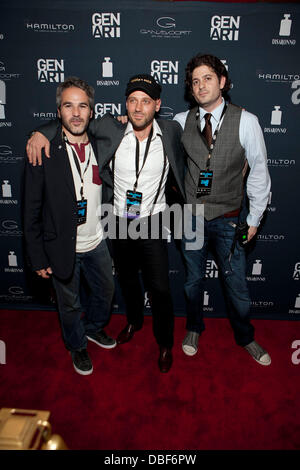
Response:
[2,180,12,197]
[102,57,113,77]
[8,251,17,267]
[279,14,292,37]
[271,106,282,125]
[252,260,262,276]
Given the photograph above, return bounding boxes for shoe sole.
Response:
[182,344,198,356]
[73,363,93,375]
[251,355,272,366]
[86,335,117,349]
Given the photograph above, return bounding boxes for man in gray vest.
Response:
[174,54,271,366]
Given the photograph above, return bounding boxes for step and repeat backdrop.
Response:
[0,0,299,320]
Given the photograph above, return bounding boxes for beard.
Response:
[61,117,89,137]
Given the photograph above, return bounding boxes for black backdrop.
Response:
[1,0,299,320]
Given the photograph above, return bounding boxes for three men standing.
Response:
[24,55,271,374]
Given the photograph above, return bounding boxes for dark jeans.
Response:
[113,215,174,349]
[52,239,114,351]
[182,215,254,347]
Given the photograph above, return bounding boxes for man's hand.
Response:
[36,267,53,279]
[247,226,257,242]
[26,132,51,166]
[116,115,128,125]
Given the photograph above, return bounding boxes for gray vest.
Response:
[182,103,246,220]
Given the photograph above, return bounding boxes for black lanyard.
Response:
[134,126,153,192]
[134,129,168,212]
[112,129,168,215]
[198,103,227,170]
[151,134,167,213]
[63,133,91,200]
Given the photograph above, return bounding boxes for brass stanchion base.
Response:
[0,408,68,450]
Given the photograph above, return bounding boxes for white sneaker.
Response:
[182,331,199,356]
[244,341,271,366]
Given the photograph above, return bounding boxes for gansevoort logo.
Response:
[157,17,176,29]
[140,16,192,38]
[0,145,23,164]
[0,286,34,303]
[0,61,21,80]
[0,219,23,236]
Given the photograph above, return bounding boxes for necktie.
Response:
[202,113,212,148]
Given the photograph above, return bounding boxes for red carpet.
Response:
[0,309,300,450]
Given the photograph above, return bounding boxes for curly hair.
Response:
[185,54,231,97]
[56,76,95,109]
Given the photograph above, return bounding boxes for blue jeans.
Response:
[182,215,254,347]
[52,240,114,351]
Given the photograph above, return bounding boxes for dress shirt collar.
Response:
[198,98,225,125]
[124,118,162,141]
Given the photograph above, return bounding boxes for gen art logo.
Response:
[92,13,121,38]
[37,59,64,83]
[210,15,241,41]
[150,60,178,85]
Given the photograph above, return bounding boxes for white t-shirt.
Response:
[66,141,103,252]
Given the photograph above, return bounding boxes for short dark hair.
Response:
[185,54,231,96]
[56,76,95,109]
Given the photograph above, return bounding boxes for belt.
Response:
[222,208,240,218]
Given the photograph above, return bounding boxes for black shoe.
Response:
[117,324,139,345]
[71,349,93,375]
[158,347,173,373]
[87,329,117,349]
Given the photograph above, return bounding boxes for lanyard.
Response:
[112,130,168,215]
[198,103,227,170]
[150,135,167,214]
[134,129,167,213]
[134,126,153,192]
[63,133,91,200]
